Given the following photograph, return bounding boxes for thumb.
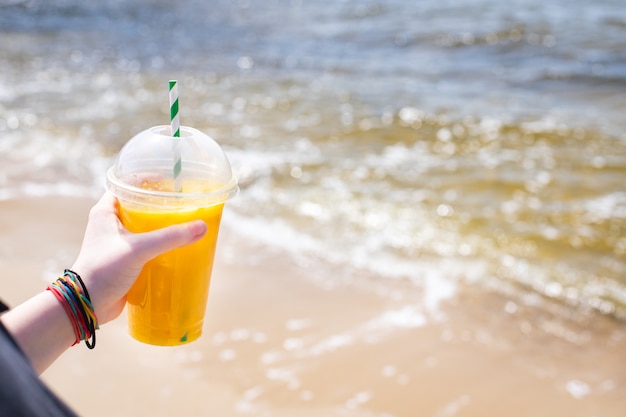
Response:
[132,220,208,262]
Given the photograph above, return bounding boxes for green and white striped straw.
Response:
[169,80,182,192]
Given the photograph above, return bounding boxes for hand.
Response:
[70,192,208,324]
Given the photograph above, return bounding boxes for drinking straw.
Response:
[169,80,182,192]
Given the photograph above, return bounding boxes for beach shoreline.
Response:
[1,196,624,417]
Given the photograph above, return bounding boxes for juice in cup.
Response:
[120,181,224,345]
[106,126,238,346]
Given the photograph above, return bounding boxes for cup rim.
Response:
[106,166,239,203]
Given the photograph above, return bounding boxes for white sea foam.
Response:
[0,181,101,201]
[366,306,427,329]
[584,192,626,220]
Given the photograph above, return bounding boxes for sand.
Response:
[0,196,624,417]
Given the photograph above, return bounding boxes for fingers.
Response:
[94,191,209,261]
[132,220,208,262]
[89,192,119,219]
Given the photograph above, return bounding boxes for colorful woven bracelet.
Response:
[46,269,99,349]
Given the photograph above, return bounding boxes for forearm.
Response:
[0,291,76,374]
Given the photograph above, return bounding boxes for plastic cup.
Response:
[106,125,238,346]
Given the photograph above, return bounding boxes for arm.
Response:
[0,192,207,373]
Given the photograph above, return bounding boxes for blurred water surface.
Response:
[1,0,625,319]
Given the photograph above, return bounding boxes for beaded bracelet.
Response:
[46,269,99,349]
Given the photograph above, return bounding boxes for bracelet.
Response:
[46,269,99,349]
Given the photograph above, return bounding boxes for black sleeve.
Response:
[0,303,80,417]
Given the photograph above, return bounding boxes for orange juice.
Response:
[118,181,224,346]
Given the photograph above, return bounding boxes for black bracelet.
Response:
[64,269,97,349]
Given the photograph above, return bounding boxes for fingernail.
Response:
[190,220,208,238]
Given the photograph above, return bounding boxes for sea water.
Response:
[0,0,625,321]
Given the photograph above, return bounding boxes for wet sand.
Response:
[1,196,625,417]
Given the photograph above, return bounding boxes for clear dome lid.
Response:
[106,125,238,206]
